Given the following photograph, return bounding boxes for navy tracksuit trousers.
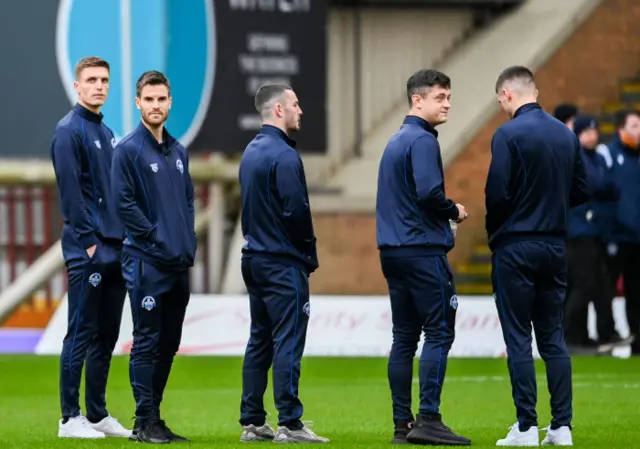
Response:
[491,241,572,431]
[122,253,190,426]
[380,254,457,424]
[239,256,310,430]
[59,241,126,422]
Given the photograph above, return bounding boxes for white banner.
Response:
[35,295,631,358]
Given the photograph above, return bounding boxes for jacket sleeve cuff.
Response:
[445,201,459,221]
[78,233,100,249]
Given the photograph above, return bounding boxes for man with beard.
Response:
[111,70,197,444]
[237,84,328,444]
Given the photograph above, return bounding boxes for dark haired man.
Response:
[487,66,589,446]
[111,70,196,444]
[237,84,328,444]
[553,103,579,130]
[376,69,470,446]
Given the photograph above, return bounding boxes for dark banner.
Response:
[191,0,328,154]
[331,0,523,7]
[0,0,73,158]
[0,0,326,157]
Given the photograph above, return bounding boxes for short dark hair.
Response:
[254,84,292,115]
[614,109,640,129]
[495,65,535,92]
[75,56,110,80]
[406,69,451,106]
[553,103,578,124]
[136,70,171,97]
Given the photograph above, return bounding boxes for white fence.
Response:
[36,295,632,358]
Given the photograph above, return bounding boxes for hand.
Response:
[86,244,97,258]
[455,204,468,223]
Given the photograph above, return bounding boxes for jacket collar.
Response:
[73,103,103,124]
[259,125,297,148]
[137,122,176,154]
[513,102,542,119]
[403,115,438,138]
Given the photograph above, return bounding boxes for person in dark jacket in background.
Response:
[487,66,589,447]
[376,69,470,447]
[596,109,640,356]
[553,103,579,131]
[237,84,328,444]
[111,71,196,444]
[51,56,130,440]
[564,115,623,354]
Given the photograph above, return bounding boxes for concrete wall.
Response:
[309,0,640,294]
[309,8,474,180]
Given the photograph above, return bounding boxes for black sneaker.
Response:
[391,420,414,444]
[159,420,190,442]
[406,413,471,446]
[129,418,140,441]
[136,420,171,444]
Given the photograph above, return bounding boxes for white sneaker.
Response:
[89,415,132,438]
[541,426,573,446]
[496,423,539,446]
[273,422,329,443]
[240,423,276,442]
[58,415,105,439]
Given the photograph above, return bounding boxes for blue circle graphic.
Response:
[56,0,216,147]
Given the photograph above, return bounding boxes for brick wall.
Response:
[311,213,386,294]
[445,0,640,265]
[310,0,640,294]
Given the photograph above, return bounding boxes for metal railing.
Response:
[0,156,239,323]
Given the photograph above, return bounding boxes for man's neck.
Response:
[142,120,164,143]
[262,120,288,136]
[511,97,537,114]
[78,100,100,115]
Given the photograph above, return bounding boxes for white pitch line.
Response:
[413,373,623,384]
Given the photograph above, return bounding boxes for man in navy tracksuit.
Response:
[487,67,589,447]
[597,109,640,356]
[564,115,620,352]
[111,71,196,444]
[51,57,130,440]
[237,84,328,444]
[376,69,470,447]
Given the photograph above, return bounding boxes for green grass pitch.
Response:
[0,355,638,448]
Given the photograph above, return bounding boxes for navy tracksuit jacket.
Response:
[601,137,640,244]
[238,125,317,429]
[111,122,196,424]
[376,115,459,423]
[597,137,640,352]
[50,103,127,422]
[567,149,618,240]
[485,103,589,432]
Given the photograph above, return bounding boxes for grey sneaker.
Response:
[240,423,276,442]
[273,423,329,444]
